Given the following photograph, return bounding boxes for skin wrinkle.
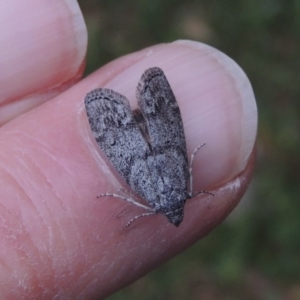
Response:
[95,261,114,287]
[0,203,17,274]
[76,282,92,300]
[74,270,92,294]
[6,131,81,205]
[8,222,44,292]
[17,243,45,294]
[68,248,91,294]
[11,142,95,289]
[0,136,88,290]
[0,162,57,291]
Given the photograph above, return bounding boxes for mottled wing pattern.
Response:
[136,67,190,207]
[136,67,188,164]
[85,68,191,226]
[84,88,151,186]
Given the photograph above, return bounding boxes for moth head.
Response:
[165,206,184,227]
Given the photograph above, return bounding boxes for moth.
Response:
[84,67,209,227]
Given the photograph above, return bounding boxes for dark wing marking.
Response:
[136,67,187,161]
[84,88,151,185]
[136,67,189,176]
[135,67,190,213]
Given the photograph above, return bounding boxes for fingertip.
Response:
[0,0,87,123]
[0,40,257,298]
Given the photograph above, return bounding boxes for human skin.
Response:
[0,1,257,299]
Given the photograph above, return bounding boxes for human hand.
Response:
[0,1,257,299]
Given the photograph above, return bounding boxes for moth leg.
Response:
[97,193,154,211]
[191,190,214,198]
[189,143,206,195]
[120,188,139,203]
[188,143,214,198]
[125,211,157,228]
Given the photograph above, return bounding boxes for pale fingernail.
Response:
[174,40,257,186]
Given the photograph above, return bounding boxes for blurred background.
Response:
[78,0,300,299]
